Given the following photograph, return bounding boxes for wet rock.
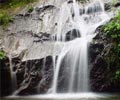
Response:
[1,0,120,96]
[0,53,54,96]
[24,13,31,17]
[52,29,80,41]
[90,55,108,91]
[90,24,120,92]
[67,0,73,4]
[0,58,12,97]
[32,32,51,43]
[16,14,25,18]
[104,3,111,11]
[16,13,31,18]
[89,43,104,62]
[35,5,55,14]
[14,56,54,95]
[114,1,120,7]
[79,8,85,15]
[89,26,105,62]
[37,56,54,93]
[104,1,120,11]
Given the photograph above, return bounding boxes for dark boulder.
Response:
[90,24,120,92]
[89,43,104,62]
[68,0,73,4]
[104,3,111,11]
[114,1,120,7]
[0,58,12,97]
[35,5,55,14]
[65,29,81,41]
[15,56,54,95]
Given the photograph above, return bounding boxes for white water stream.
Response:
[4,0,112,96]
[52,0,110,93]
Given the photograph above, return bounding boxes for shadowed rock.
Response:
[35,5,55,14]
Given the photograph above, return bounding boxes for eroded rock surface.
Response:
[1,0,120,97]
[89,26,120,92]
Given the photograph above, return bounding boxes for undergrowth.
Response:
[103,11,120,79]
[0,0,38,27]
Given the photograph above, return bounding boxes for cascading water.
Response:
[3,0,112,97]
[8,56,17,93]
[52,0,110,93]
[3,36,19,94]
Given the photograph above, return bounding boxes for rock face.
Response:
[104,0,120,11]
[14,56,53,95]
[53,29,81,41]
[1,0,120,60]
[1,0,120,97]
[0,58,12,96]
[1,56,54,96]
[89,26,120,92]
[0,0,62,96]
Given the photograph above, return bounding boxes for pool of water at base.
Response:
[2,93,120,100]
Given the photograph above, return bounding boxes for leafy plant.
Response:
[112,0,118,6]
[115,70,120,79]
[0,0,38,27]
[104,12,120,36]
[28,6,34,13]
[0,12,13,27]
[103,12,120,80]
[104,12,120,54]
[0,50,6,60]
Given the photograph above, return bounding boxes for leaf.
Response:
[0,50,6,60]
[111,34,118,38]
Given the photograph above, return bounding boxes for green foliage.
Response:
[8,0,36,7]
[0,50,6,60]
[103,12,120,80]
[0,12,13,27]
[104,12,120,55]
[2,0,37,6]
[27,6,34,13]
[112,0,118,6]
[104,12,120,37]
[0,0,38,27]
[115,70,120,79]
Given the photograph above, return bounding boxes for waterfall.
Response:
[52,0,110,93]
[8,55,17,93]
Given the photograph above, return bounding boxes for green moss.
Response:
[104,11,120,52]
[112,0,118,6]
[0,0,38,27]
[103,12,120,81]
[0,12,13,28]
[27,6,34,13]
[115,70,120,79]
[0,0,37,8]
[0,50,6,60]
